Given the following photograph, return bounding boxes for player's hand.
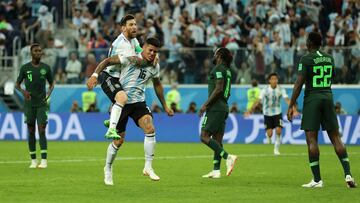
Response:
[152,54,159,67]
[199,105,206,117]
[87,76,98,90]
[287,107,294,122]
[164,107,174,116]
[23,91,31,100]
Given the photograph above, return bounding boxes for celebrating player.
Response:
[287,32,356,188]
[15,44,54,169]
[199,47,238,179]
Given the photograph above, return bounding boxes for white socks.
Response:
[109,103,123,129]
[105,142,118,170]
[274,134,281,151]
[144,133,156,169]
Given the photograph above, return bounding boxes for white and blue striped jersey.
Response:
[104,33,141,78]
[259,85,288,116]
[118,56,160,104]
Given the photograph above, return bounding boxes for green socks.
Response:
[28,133,36,159]
[338,153,351,177]
[207,139,228,160]
[309,157,321,182]
[39,132,47,159]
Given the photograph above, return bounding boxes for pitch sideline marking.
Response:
[0,152,359,164]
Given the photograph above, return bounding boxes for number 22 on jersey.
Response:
[313,65,332,88]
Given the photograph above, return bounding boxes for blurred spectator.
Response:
[335,102,347,115]
[70,101,82,113]
[246,79,260,111]
[230,102,240,113]
[82,88,97,112]
[162,19,181,46]
[151,102,162,113]
[236,62,252,84]
[166,83,181,111]
[86,103,99,112]
[65,52,82,84]
[145,0,159,18]
[171,102,182,113]
[26,5,54,48]
[84,53,97,81]
[186,101,197,113]
[280,42,295,83]
[42,37,58,72]
[54,68,67,84]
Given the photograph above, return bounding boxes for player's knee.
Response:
[28,125,36,134]
[113,138,124,147]
[115,91,127,105]
[200,133,209,144]
[144,125,155,134]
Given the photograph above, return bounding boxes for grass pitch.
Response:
[0,141,359,202]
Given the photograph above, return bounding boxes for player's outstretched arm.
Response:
[86,56,122,90]
[152,78,174,116]
[287,74,304,122]
[199,79,224,117]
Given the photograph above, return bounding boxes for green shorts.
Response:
[201,111,228,134]
[301,98,338,131]
[24,105,49,125]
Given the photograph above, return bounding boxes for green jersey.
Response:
[298,50,334,100]
[207,64,232,112]
[16,62,53,107]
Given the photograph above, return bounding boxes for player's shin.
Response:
[39,131,47,159]
[28,132,36,160]
[109,103,123,129]
[144,133,156,169]
[309,157,321,182]
[105,142,119,170]
[337,152,352,177]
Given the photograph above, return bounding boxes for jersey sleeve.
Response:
[297,56,306,76]
[118,55,130,67]
[280,87,288,98]
[16,65,25,84]
[46,65,54,84]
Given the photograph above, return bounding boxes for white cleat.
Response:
[345,175,357,188]
[29,159,38,168]
[104,167,114,186]
[202,170,221,179]
[226,154,238,176]
[37,159,47,168]
[302,179,323,188]
[274,149,280,156]
[143,168,160,181]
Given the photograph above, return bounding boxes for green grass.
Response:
[0,142,359,202]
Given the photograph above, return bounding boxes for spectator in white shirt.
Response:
[145,0,160,18]
[65,52,82,84]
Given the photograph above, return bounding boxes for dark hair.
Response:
[120,14,135,26]
[216,47,233,67]
[268,72,278,80]
[251,79,258,87]
[307,32,322,47]
[145,37,160,47]
[30,43,41,51]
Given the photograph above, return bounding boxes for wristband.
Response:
[92,73,99,78]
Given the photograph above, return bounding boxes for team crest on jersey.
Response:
[40,69,47,75]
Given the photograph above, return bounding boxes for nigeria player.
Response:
[246,73,297,155]
[199,48,238,179]
[287,32,356,188]
[92,38,173,185]
[15,44,54,168]
[87,14,142,140]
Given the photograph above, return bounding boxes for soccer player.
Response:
[287,32,356,188]
[90,37,173,185]
[199,47,238,179]
[15,44,54,168]
[87,14,142,140]
[245,73,297,155]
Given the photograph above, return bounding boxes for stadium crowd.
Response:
[0,0,359,84]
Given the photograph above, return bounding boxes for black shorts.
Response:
[264,114,283,129]
[99,72,123,103]
[116,102,152,133]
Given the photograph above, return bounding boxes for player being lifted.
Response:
[87,14,142,140]
[199,48,238,179]
[245,73,297,155]
[15,44,54,168]
[88,37,174,185]
[287,32,356,188]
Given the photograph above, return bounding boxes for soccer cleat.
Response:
[104,128,121,140]
[226,154,238,176]
[345,175,357,188]
[104,167,114,186]
[274,149,280,156]
[29,159,38,168]
[103,120,110,128]
[202,170,221,179]
[302,179,323,188]
[37,159,47,168]
[143,168,160,181]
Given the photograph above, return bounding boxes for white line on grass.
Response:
[0,152,359,165]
